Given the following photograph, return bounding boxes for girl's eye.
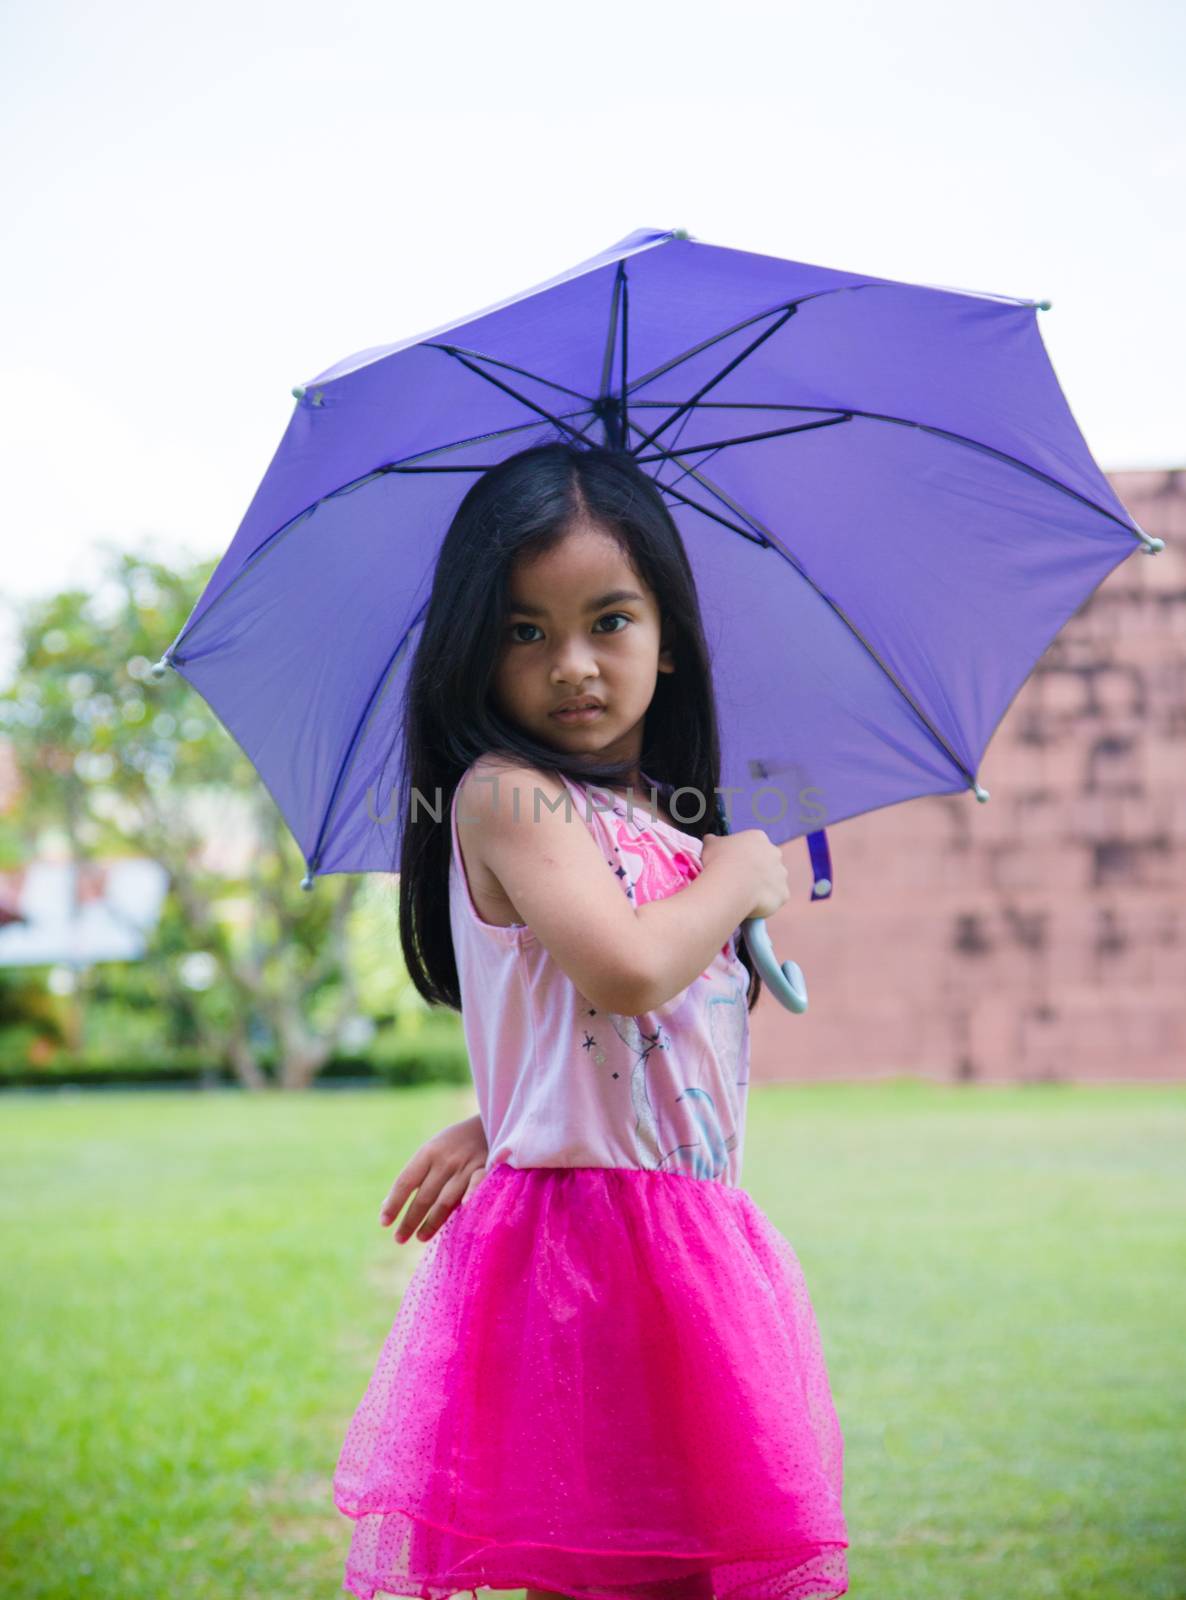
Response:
[506,614,630,644]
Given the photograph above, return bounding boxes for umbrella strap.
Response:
[808,830,833,901]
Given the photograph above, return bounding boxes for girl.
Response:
[333,441,849,1600]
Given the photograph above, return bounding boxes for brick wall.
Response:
[751,467,1186,1084]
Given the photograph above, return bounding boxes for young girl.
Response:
[333,442,849,1600]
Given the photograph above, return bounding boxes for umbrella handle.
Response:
[740,916,809,1013]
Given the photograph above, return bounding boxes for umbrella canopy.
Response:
[156,225,1162,895]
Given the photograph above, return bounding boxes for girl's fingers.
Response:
[461,1163,488,1204]
[397,1169,471,1243]
[391,1164,450,1241]
[392,1183,437,1242]
[378,1150,430,1227]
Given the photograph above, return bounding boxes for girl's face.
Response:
[491,516,674,781]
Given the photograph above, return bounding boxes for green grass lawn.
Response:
[1,1080,1183,1600]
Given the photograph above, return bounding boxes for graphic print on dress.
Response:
[575,814,745,1180]
[611,818,734,968]
[579,1005,667,1168]
[708,971,751,1121]
[662,974,748,1181]
[671,1083,735,1181]
[588,838,745,1177]
[587,1005,736,1179]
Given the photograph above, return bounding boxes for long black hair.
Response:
[397,438,762,1013]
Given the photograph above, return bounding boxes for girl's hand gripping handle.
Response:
[705,804,810,1016]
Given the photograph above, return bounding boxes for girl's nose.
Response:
[550,646,600,683]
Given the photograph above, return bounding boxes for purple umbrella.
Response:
[153,225,1163,1012]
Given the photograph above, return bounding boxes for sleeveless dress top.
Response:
[448,761,752,1186]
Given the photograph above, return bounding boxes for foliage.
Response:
[0,543,409,1088]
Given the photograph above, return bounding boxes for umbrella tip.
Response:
[670,228,691,241]
[1035,299,1052,310]
[292,385,306,400]
[149,656,171,681]
[973,783,990,803]
[300,871,315,891]
[1140,535,1165,554]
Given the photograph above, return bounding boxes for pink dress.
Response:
[452,766,752,1184]
[333,763,849,1600]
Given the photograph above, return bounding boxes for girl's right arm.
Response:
[633,829,789,1009]
[465,759,787,1014]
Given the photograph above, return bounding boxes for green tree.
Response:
[0,543,375,1089]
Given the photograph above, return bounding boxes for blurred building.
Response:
[752,466,1186,1084]
[0,858,170,966]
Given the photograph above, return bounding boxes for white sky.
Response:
[1,0,1183,687]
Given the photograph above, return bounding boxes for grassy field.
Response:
[1,1080,1183,1600]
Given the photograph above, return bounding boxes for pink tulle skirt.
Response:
[334,1162,848,1600]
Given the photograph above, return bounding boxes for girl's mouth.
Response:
[551,704,605,724]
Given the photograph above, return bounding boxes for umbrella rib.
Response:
[648,401,721,493]
[592,262,629,448]
[629,396,1146,547]
[624,298,804,395]
[376,409,596,471]
[167,411,600,662]
[646,404,831,497]
[628,420,983,793]
[623,279,998,398]
[634,415,852,461]
[619,268,629,447]
[382,410,603,474]
[430,346,599,446]
[628,306,799,456]
[633,399,844,409]
[424,342,592,402]
[306,596,432,878]
[598,262,624,401]
[644,356,709,491]
[649,478,769,545]
[652,435,726,496]
[384,464,527,473]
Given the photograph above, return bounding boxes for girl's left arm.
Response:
[377,1112,489,1244]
